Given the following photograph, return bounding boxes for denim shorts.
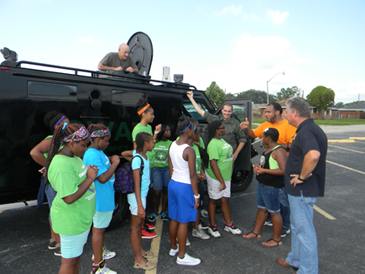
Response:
[93,210,113,229]
[45,183,57,221]
[256,183,283,213]
[60,228,90,258]
[152,166,170,190]
[127,193,147,216]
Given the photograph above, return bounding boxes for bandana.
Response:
[137,103,150,115]
[90,128,111,138]
[62,126,90,144]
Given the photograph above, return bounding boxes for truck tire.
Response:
[231,163,254,193]
[110,192,128,226]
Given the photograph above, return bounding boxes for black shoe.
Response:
[280,228,291,238]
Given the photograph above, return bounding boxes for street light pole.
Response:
[266,71,285,104]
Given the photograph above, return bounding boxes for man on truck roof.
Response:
[98,43,138,73]
[187,91,247,162]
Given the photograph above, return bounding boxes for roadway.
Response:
[0,126,364,273]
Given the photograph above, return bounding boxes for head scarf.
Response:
[90,128,111,138]
[62,125,90,144]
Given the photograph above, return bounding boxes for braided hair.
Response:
[43,110,67,132]
[44,123,88,184]
[135,132,153,154]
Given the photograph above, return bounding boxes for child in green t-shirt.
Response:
[205,120,242,238]
[148,125,172,222]
[44,123,98,274]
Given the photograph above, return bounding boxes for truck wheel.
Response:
[231,163,254,193]
[110,192,128,225]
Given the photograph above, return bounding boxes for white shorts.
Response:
[206,172,231,200]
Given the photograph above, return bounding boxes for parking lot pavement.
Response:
[1,129,365,274]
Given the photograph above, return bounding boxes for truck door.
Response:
[215,99,253,192]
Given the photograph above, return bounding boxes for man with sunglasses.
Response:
[186,91,247,162]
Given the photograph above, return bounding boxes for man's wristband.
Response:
[194,194,200,199]
[297,176,306,182]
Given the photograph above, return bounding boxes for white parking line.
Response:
[313,205,336,220]
[326,160,365,175]
[328,144,365,154]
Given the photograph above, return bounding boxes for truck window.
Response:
[28,81,77,100]
[112,90,144,105]
[183,101,208,121]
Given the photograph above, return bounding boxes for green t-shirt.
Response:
[48,155,96,235]
[192,144,202,174]
[206,138,233,181]
[152,140,172,168]
[132,123,154,167]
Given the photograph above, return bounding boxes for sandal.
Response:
[243,231,261,239]
[142,250,154,259]
[133,260,156,270]
[262,238,282,247]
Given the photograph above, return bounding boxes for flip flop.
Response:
[262,238,282,247]
[243,231,261,239]
[142,250,154,259]
[133,260,156,270]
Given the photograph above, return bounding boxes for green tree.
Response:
[236,89,275,104]
[306,86,335,119]
[225,93,236,100]
[276,86,302,100]
[335,102,344,108]
[205,81,226,107]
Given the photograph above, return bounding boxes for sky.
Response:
[1,0,364,104]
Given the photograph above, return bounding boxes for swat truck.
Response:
[0,32,254,219]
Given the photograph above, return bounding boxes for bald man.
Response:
[98,43,138,73]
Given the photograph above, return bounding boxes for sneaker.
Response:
[201,209,209,218]
[264,221,273,227]
[192,226,210,240]
[169,244,179,256]
[281,228,291,238]
[176,253,201,266]
[207,224,221,238]
[92,247,116,261]
[200,220,209,230]
[91,259,117,274]
[160,212,168,222]
[48,238,57,250]
[54,243,61,257]
[142,228,158,239]
[176,237,191,246]
[144,222,156,230]
[147,212,159,222]
[224,222,242,235]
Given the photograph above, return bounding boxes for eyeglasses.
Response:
[193,125,197,132]
[218,126,225,130]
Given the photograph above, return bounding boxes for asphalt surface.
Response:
[1,126,364,274]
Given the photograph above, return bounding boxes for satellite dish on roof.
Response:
[127,32,153,77]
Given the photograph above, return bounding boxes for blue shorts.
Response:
[127,193,146,216]
[168,179,197,223]
[93,210,113,229]
[152,167,170,190]
[60,228,90,259]
[45,183,57,220]
[256,183,283,213]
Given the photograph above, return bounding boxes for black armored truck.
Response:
[0,32,255,219]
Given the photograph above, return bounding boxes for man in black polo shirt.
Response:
[276,97,327,274]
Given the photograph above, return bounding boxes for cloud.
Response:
[232,33,310,71]
[242,13,261,21]
[76,36,104,45]
[214,4,242,17]
[267,9,289,25]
